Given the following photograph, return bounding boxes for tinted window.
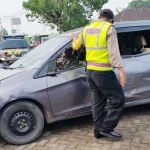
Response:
[118,32,133,55]
[0,39,28,49]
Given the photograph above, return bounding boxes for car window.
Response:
[118,29,150,56]
[0,40,28,49]
[56,45,86,71]
[118,32,133,55]
[9,36,69,69]
[37,63,49,77]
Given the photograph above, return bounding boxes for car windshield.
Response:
[0,39,28,49]
[9,36,69,69]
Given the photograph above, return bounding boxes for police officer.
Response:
[71,9,126,140]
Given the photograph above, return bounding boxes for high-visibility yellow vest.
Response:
[83,21,113,71]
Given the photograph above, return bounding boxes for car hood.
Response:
[0,68,24,81]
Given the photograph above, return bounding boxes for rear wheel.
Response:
[0,101,44,145]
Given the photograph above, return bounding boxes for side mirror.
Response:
[29,44,34,50]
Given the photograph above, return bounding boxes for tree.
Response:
[0,27,8,35]
[2,28,8,35]
[128,0,150,9]
[23,0,108,32]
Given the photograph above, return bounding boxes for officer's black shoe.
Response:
[100,130,122,140]
[94,129,105,139]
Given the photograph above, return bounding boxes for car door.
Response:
[47,47,91,117]
[129,54,150,102]
[116,54,150,105]
[114,56,139,104]
[47,52,139,117]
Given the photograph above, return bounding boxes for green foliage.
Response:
[23,0,108,32]
[1,28,8,35]
[128,0,150,9]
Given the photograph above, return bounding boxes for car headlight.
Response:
[0,58,5,61]
[0,55,6,61]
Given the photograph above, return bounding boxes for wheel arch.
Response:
[0,98,49,123]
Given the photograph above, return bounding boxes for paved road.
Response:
[1,104,150,150]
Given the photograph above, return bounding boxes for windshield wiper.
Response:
[5,64,23,69]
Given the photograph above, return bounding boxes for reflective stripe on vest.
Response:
[87,62,111,68]
[86,46,107,50]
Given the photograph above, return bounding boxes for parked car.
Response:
[0,35,31,66]
[0,20,150,145]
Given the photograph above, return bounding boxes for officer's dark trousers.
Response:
[87,70,125,132]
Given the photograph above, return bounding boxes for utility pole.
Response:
[27,19,30,34]
[10,18,14,33]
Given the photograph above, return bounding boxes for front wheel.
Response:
[0,101,44,145]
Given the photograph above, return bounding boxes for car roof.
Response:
[58,20,150,37]
[114,20,150,28]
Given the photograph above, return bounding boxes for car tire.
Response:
[0,101,44,145]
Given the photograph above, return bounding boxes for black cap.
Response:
[99,9,114,19]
